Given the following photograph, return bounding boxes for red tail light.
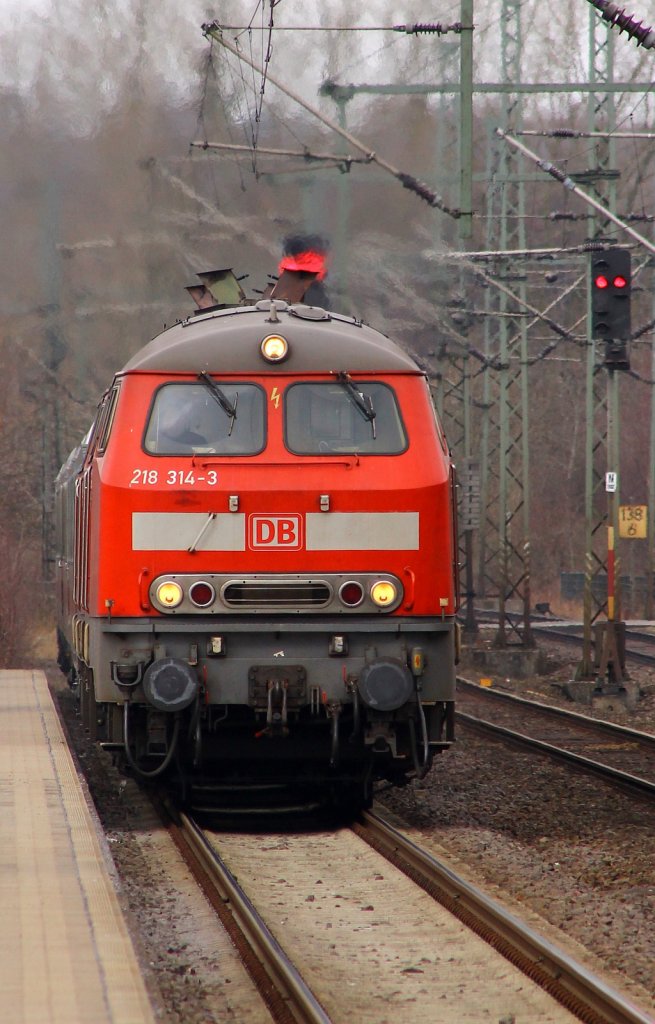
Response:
[339,581,364,607]
[189,581,215,608]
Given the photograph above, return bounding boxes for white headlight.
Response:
[156,580,183,608]
[261,334,289,362]
[370,581,398,608]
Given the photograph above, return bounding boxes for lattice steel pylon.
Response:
[439,0,478,634]
[433,350,479,633]
[578,9,621,680]
[477,0,533,646]
[648,304,655,620]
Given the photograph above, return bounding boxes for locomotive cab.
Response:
[56,298,458,811]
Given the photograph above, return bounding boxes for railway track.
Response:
[534,623,655,667]
[474,613,655,667]
[358,812,653,1024]
[166,808,331,1024]
[163,801,654,1024]
[456,677,655,799]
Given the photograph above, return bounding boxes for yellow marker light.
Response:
[411,648,424,673]
[156,581,183,608]
[370,580,397,607]
[261,334,289,362]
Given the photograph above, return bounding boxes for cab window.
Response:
[285,381,407,455]
[144,382,265,455]
[88,384,120,457]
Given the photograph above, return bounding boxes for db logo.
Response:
[249,514,302,550]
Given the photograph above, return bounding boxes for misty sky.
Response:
[1,2,649,137]
[2,1,647,97]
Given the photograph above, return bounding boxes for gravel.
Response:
[378,640,655,1017]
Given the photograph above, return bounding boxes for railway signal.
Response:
[589,249,631,370]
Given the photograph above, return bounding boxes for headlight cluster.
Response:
[155,579,216,610]
[150,574,401,613]
[339,579,399,608]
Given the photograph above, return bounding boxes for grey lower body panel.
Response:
[85,614,456,706]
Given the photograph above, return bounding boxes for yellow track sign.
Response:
[619,505,647,538]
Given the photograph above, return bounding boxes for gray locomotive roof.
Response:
[120,300,422,375]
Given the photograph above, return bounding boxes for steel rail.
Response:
[359,810,654,1024]
[457,676,655,747]
[457,711,655,798]
[532,625,655,666]
[622,628,655,645]
[170,810,332,1024]
[470,614,655,667]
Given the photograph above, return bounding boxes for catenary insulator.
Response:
[588,0,655,48]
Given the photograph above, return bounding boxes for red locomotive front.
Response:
[57,298,458,809]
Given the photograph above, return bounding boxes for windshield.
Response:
[144,382,265,455]
[285,381,407,455]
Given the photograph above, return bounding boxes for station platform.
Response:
[0,670,155,1024]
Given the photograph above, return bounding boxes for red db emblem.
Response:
[249,514,302,550]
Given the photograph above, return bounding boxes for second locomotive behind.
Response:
[55,270,459,810]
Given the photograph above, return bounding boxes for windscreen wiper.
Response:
[336,372,376,439]
[197,371,238,436]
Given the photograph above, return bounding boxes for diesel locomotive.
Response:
[55,261,459,810]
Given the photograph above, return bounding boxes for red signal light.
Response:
[590,249,631,357]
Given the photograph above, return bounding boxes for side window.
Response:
[427,379,449,455]
[86,385,119,459]
[95,384,120,455]
[285,381,407,455]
